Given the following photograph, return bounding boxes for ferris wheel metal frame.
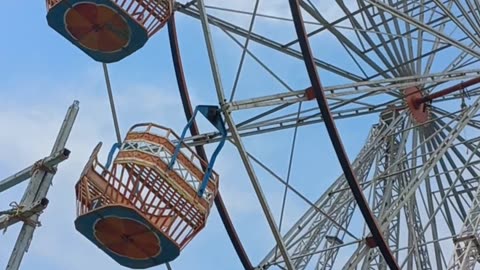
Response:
[3,0,480,269]
[180,1,398,268]
[172,0,480,269]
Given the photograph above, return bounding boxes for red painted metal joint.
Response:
[305,87,316,100]
[365,236,378,248]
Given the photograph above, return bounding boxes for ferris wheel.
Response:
[2,0,480,269]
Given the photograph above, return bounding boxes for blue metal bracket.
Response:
[168,105,227,197]
[105,142,122,169]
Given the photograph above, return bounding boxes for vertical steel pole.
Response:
[6,101,79,270]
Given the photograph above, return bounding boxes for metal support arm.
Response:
[0,198,49,230]
[6,100,78,270]
[0,148,70,193]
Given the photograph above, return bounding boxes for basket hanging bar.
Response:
[168,105,227,197]
[105,142,122,170]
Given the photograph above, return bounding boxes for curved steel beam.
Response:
[288,1,400,269]
[167,14,254,270]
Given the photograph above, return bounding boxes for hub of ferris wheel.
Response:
[403,77,480,124]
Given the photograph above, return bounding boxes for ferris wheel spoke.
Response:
[433,41,476,79]
[226,69,480,114]
[403,190,433,269]
[435,110,480,139]
[429,174,460,234]
[399,0,417,75]
[183,0,480,87]
[364,0,417,72]
[435,120,480,185]
[268,121,418,268]
[467,0,480,26]
[415,140,480,268]
[227,0,259,103]
[356,0,412,77]
[384,0,415,74]
[431,149,469,221]
[185,2,480,91]
[259,125,382,268]
[250,150,362,268]
[423,15,455,77]
[360,117,411,269]
[399,236,456,267]
[422,141,454,270]
[178,5,365,81]
[458,0,480,34]
[373,117,411,220]
[364,0,480,59]
[306,0,471,80]
[431,141,478,220]
[448,133,480,165]
[384,107,480,231]
[454,56,480,71]
[300,1,394,78]
[368,8,466,80]
[279,194,360,269]
[442,147,479,197]
[359,0,445,53]
[203,5,320,26]
[344,0,405,78]
[288,201,358,269]
[430,0,480,49]
[437,146,477,207]
[283,1,373,48]
[344,245,371,269]
[219,28,295,93]
[453,0,480,38]
[312,240,362,270]
[415,0,426,76]
[276,102,302,259]
[339,102,480,268]
[195,0,296,268]
[434,107,480,129]
[351,107,480,268]
[246,151,359,241]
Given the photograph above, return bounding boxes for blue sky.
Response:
[0,1,380,270]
